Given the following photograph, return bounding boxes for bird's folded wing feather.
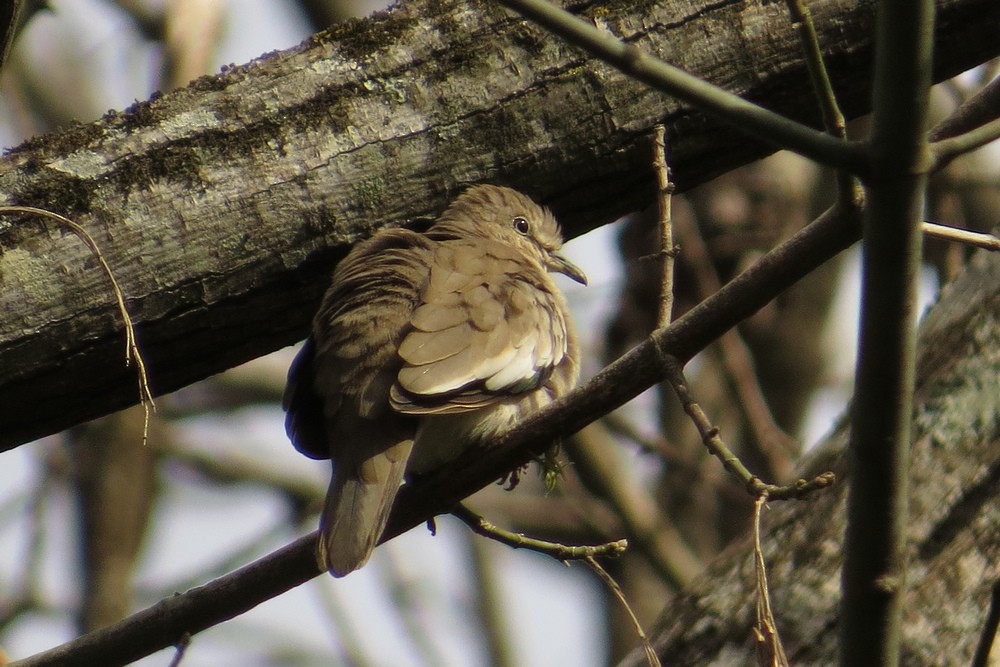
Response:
[284,229,434,458]
[390,239,569,415]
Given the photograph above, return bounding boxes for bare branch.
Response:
[662,357,834,500]
[10,189,866,667]
[2,0,997,451]
[498,0,869,175]
[840,1,934,664]
[922,222,1000,251]
[652,125,677,328]
[929,75,1000,164]
[567,424,702,587]
[453,504,628,561]
[931,116,1000,168]
[782,0,858,203]
[970,580,1000,667]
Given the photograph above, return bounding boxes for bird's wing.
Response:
[390,239,570,415]
[284,228,434,453]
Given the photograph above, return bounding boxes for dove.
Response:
[284,185,585,576]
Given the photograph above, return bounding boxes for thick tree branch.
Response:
[840,2,933,665]
[1,0,998,450]
[500,0,867,175]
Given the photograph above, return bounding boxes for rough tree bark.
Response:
[618,246,1000,665]
[1,0,998,450]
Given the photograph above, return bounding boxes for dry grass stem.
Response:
[0,206,155,443]
[752,493,789,667]
[585,556,661,667]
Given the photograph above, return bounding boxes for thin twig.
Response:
[452,504,628,561]
[931,116,1000,169]
[667,190,799,474]
[380,548,453,667]
[135,519,297,601]
[0,448,54,633]
[930,74,1000,144]
[497,0,869,177]
[468,535,517,667]
[783,0,846,140]
[653,124,677,328]
[0,206,155,443]
[585,557,661,667]
[752,493,789,667]
[979,59,1000,86]
[568,424,703,587]
[21,449,52,606]
[928,73,1000,167]
[164,443,321,511]
[922,221,1000,252]
[970,580,1000,667]
[313,575,373,667]
[782,0,856,203]
[661,355,835,500]
[0,0,23,73]
[601,411,673,460]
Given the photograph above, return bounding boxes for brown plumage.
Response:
[284,185,585,576]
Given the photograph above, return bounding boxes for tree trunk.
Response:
[1,0,998,451]
[618,246,1000,666]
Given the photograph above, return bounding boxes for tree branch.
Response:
[840,1,933,664]
[499,0,868,175]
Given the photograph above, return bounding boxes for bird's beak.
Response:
[548,251,588,286]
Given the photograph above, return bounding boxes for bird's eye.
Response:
[512,216,530,235]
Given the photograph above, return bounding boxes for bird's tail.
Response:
[317,437,413,577]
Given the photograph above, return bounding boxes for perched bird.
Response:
[284,185,585,576]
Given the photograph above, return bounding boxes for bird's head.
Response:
[431,184,587,285]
